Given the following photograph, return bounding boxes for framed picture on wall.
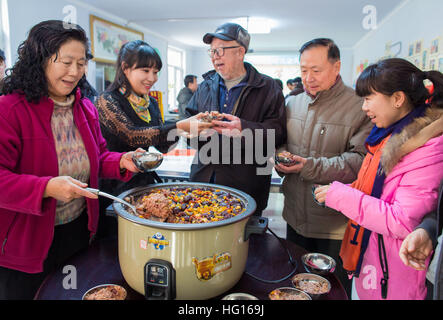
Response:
[422,50,428,69]
[414,58,421,69]
[90,15,144,64]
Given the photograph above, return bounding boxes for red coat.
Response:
[0,89,131,273]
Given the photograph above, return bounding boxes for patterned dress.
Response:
[50,95,90,225]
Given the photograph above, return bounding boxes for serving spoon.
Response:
[85,188,138,215]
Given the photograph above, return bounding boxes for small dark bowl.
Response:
[274,151,298,166]
[301,253,336,275]
[291,273,331,299]
[132,152,163,172]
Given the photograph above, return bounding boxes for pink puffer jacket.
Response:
[326,109,443,300]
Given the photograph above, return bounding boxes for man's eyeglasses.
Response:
[207,46,241,57]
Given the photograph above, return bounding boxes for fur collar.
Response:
[381,107,443,174]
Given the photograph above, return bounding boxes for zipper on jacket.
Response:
[378,234,389,299]
[320,127,326,135]
[317,126,326,153]
[1,214,18,255]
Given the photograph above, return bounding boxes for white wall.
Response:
[339,48,354,87]
[4,0,194,110]
[352,0,443,85]
[189,48,213,84]
[8,0,85,63]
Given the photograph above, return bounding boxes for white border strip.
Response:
[1,0,11,67]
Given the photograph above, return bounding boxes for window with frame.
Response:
[167,46,184,114]
[95,62,116,94]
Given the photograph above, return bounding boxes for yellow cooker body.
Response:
[118,215,249,300]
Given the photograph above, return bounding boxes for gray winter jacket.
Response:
[282,77,372,240]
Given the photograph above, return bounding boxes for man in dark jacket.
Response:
[288,77,304,96]
[185,22,286,216]
[177,74,197,119]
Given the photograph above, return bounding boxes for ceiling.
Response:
[83,0,406,53]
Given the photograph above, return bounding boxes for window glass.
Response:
[167,47,184,113]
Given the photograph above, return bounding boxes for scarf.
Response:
[120,87,151,123]
[339,104,428,277]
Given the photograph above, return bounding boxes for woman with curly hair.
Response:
[0,20,144,299]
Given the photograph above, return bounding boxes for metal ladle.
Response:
[85,188,138,215]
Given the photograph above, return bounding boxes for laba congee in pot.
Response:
[112,182,265,300]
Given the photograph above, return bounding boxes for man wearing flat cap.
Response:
[185,23,286,216]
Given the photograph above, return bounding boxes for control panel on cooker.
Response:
[144,259,176,300]
[148,264,168,285]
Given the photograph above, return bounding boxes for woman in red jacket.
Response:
[0,20,144,299]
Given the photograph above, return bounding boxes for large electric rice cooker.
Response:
[112,182,266,300]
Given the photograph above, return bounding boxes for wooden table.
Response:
[34,233,347,300]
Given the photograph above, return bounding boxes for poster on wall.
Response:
[408,43,414,57]
[356,34,443,84]
[353,59,370,87]
[90,15,144,64]
[422,50,428,69]
[430,59,436,71]
[428,36,441,72]
[383,41,402,59]
[430,38,440,55]
[413,58,421,69]
[415,40,423,55]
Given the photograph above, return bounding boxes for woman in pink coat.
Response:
[315,58,443,299]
